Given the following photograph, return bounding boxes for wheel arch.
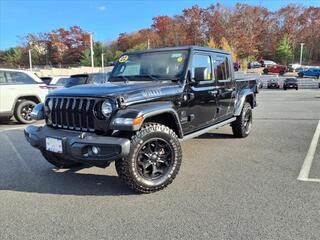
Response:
[234,89,255,116]
[110,101,184,138]
[13,95,41,111]
[143,111,183,138]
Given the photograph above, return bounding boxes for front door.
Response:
[181,53,218,133]
[213,55,235,120]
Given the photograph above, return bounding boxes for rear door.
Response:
[213,54,236,120]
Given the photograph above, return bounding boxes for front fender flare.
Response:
[110,101,183,137]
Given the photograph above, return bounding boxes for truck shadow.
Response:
[196,132,234,139]
[0,166,136,196]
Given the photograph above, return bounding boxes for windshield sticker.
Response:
[171,53,182,58]
[177,57,183,63]
[119,55,129,63]
[207,72,211,80]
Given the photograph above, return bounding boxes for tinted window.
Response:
[7,72,37,84]
[55,78,69,86]
[192,54,212,81]
[40,77,52,85]
[65,76,87,87]
[285,79,297,83]
[0,71,6,84]
[214,56,230,81]
[111,50,188,81]
[91,74,107,84]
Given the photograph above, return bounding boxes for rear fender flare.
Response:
[234,89,255,116]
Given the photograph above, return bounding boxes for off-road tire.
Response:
[115,123,182,193]
[41,150,82,169]
[232,102,252,138]
[14,100,36,124]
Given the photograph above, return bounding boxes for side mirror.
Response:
[194,67,208,82]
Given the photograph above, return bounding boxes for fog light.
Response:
[91,146,99,155]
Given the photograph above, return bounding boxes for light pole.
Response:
[101,53,105,72]
[147,38,150,49]
[300,43,305,66]
[28,49,32,70]
[89,32,95,72]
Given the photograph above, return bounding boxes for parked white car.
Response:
[0,69,48,123]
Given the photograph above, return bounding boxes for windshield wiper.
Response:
[110,76,130,83]
[135,74,160,81]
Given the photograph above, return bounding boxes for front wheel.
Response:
[115,123,182,193]
[232,102,252,138]
[14,100,36,124]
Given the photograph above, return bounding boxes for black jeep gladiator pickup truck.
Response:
[25,46,257,193]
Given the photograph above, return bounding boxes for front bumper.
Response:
[24,125,130,165]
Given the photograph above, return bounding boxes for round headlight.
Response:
[101,100,113,117]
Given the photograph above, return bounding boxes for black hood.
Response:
[48,81,183,105]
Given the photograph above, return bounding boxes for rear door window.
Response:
[7,72,37,84]
[214,56,231,82]
[0,71,6,84]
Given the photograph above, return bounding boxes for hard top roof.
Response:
[125,45,230,55]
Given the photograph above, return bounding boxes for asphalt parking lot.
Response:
[0,89,320,240]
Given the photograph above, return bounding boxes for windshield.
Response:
[285,79,297,83]
[110,50,189,82]
[55,77,69,86]
[65,76,87,87]
[41,77,52,85]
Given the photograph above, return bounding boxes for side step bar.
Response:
[181,117,236,141]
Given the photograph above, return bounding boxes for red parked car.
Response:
[263,65,287,75]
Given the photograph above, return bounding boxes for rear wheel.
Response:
[115,123,182,193]
[14,100,36,124]
[232,102,252,138]
[41,150,82,169]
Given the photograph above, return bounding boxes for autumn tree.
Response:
[220,37,237,62]
[276,35,293,64]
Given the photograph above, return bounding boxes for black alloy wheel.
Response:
[115,123,182,193]
[136,138,173,180]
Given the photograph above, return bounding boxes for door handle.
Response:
[208,90,219,97]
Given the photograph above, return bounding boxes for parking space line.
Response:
[0,123,42,133]
[297,120,320,182]
[0,126,27,133]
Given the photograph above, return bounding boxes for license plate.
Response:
[46,137,63,153]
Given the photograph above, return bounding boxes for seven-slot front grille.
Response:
[46,97,96,132]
